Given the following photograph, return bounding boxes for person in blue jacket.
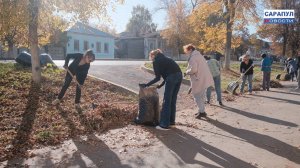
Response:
[261,53,272,91]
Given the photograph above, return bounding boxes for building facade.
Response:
[66,22,115,59]
[115,31,174,59]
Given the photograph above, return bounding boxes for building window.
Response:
[84,41,89,50]
[74,40,79,51]
[150,43,154,50]
[104,43,109,53]
[158,41,161,49]
[96,42,101,53]
[91,43,94,48]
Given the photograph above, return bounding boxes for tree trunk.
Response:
[224,0,235,70]
[225,23,232,70]
[7,41,14,59]
[28,0,41,83]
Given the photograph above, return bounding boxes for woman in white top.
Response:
[183,44,214,119]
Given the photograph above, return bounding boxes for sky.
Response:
[108,0,167,33]
[104,0,264,34]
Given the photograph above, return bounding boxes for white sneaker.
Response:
[52,99,60,105]
[155,125,169,130]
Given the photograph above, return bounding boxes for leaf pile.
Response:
[0,63,138,161]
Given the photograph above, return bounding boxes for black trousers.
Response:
[58,72,87,103]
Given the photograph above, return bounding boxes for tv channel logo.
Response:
[264,10,295,24]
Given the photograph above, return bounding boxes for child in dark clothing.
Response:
[52,49,95,108]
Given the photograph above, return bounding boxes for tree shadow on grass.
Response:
[6,82,40,166]
[148,127,256,168]
[208,117,300,164]
[219,105,298,127]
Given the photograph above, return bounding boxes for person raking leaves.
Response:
[52,49,95,109]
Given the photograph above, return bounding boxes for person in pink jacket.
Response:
[183,44,214,119]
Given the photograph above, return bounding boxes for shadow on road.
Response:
[150,128,256,168]
[220,105,298,127]
[208,118,300,164]
[252,94,300,105]
[56,106,131,168]
[269,90,300,96]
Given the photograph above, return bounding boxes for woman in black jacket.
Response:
[141,49,182,130]
[240,54,254,94]
[52,49,95,108]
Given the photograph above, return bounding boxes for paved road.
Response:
[54,60,189,97]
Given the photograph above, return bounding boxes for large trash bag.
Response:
[284,73,291,81]
[15,52,32,66]
[134,85,160,126]
[40,53,55,66]
[15,52,56,67]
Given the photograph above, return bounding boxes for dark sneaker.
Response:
[169,123,176,128]
[219,101,223,106]
[196,112,207,119]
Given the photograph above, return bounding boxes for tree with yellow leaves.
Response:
[1,0,123,84]
[0,0,28,58]
[188,1,244,58]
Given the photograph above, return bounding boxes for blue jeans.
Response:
[160,72,182,128]
[206,75,222,102]
[240,74,253,93]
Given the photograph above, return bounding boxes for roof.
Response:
[66,22,114,38]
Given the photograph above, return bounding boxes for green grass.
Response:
[145,62,285,92]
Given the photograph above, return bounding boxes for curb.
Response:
[88,74,138,96]
[56,66,138,96]
[140,65,191,86]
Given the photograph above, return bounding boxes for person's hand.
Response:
[139,83,147,88]
[63,65,68,69]
[183,72,187,77]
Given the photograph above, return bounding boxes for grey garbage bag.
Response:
[15,52,32,67]
[134,85,160,126]
[40,53,55,66]
[15,52,56,67]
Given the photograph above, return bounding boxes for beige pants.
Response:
[193,89,206,113]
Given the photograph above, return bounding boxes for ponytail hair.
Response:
[85,49,95,61]
[183,44,196,53]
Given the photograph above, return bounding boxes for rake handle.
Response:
[236,64,254,82]
[66,68,82,89]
